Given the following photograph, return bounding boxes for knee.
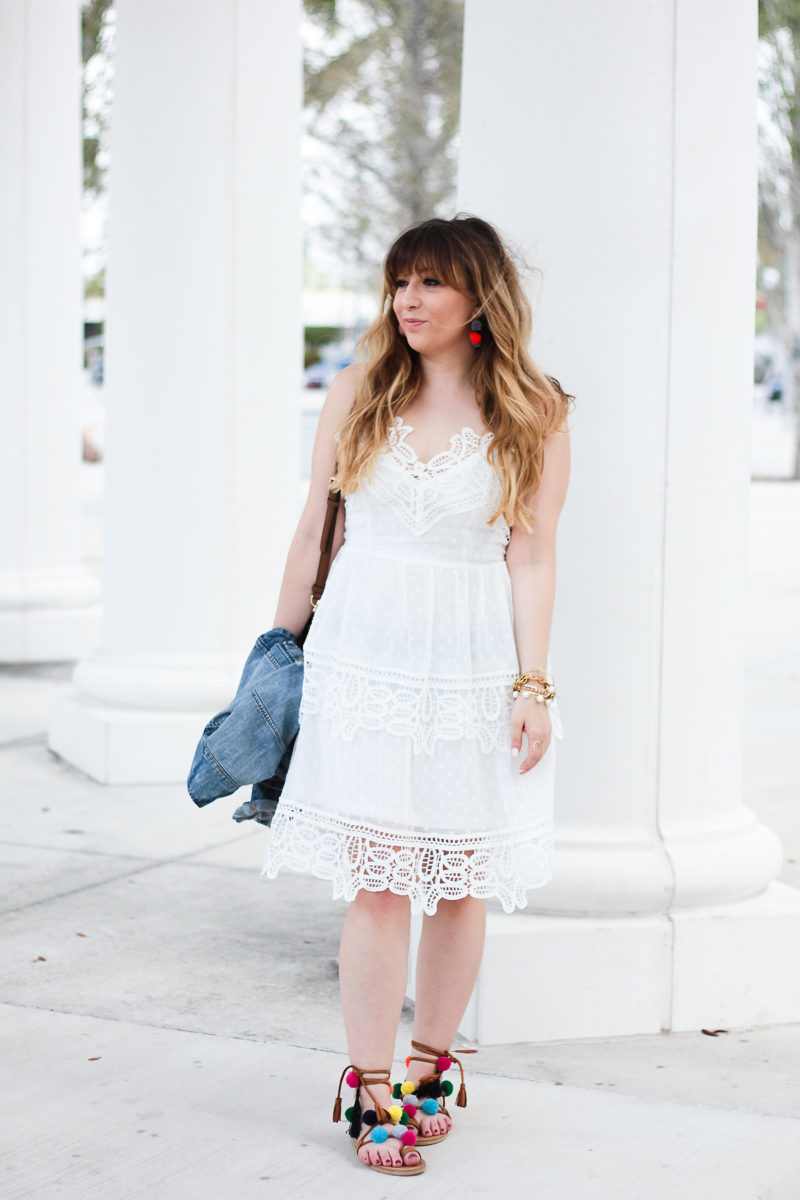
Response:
[351,887,411,926]
[426,896,486,924]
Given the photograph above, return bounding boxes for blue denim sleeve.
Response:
[187,628,304,806]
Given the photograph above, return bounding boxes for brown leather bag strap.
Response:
[310,478,342,609]
[298,476,341,648]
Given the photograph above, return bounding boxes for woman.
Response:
[263,214,572,1176]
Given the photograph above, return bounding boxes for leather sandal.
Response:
[392,1039,477,1146]
[332,1064,426,1176]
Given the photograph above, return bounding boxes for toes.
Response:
[404,1149,421,1167]
[359,1141,409,1170]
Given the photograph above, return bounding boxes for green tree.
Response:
[82,0,114,195]
[758,0,800,475]
[304,0,465,284]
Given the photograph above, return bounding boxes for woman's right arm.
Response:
[271,363,359,636]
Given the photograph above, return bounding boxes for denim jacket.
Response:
[186,627,304,825]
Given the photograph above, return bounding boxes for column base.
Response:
[0,568,102,662]
[670,882,800,1031]
[48,683,207,785]
[408,883,800,1045]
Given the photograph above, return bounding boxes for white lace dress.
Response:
[261,417,563,914]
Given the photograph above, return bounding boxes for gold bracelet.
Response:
[513,670,551,685]
[514,688,556,703]
[512,671,556,702]
[512,671,554,690]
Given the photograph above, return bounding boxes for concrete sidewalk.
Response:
[2,480,799,1199]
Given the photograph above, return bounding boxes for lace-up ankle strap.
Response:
[408,1040,477,1108]
[332,1064,391,1125]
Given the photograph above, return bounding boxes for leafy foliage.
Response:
[82,0,114,195]
[304,0,465,284]
[758,0,800,472]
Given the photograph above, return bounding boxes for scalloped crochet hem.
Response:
[261,803,553,916]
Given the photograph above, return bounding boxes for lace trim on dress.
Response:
[389,418,495,477]
[302,649,564,750]
[365,419,509,539]
[261,803,554,915]
[301,649,517,754]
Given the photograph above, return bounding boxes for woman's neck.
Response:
[417,348,475,401]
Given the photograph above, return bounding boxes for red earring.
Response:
[469,318,484,347]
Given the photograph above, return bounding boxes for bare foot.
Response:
[355,1081,423,1171]
[415,1105,451,1140]
[403,1067,453,1140]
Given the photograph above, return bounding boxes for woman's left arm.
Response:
[506,423,571,774]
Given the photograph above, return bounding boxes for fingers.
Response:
[516,731,550,773]
[519,742,547,773]
[510,712,525,760]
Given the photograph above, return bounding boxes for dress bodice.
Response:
[342,417,510,564]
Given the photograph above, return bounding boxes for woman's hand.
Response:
[510,696,552,774]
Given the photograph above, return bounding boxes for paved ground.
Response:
[1,432,799,1197]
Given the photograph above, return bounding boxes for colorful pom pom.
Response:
[387,1105,403,1122]
[370,1126,388,1144]
[421,1098,439,1115]
[389,1125,405,1139]
[403,1103,417,1117]
[405,1055,412,1068]
[400,1081,416,1096]
[392,1083,402,1099]
[437,1056,452,1072]
[401,1129,418,1147]
[345,1071,359,1088]
[362,1109,377,1126]
[344,1106,354,1121]
[400,1112,410,1125]
[442,1080,454,1096]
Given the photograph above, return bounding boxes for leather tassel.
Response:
[456,1082,467,1108]
[332,1096,342,1123]
[347,1087,362,1139]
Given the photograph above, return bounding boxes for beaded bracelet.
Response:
[513,686,556,700]
[512,670,557,703]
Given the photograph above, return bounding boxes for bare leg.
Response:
[338,888,420,1170]
[408,896,487,1137]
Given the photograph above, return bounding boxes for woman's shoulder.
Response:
[323,362,362,420]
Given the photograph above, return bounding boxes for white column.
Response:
[453,0,800,1040]
[49,0,303,782]
[0,0,101,661]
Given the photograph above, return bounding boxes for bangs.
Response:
[384,221,471,293]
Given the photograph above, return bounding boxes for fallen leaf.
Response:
[88,1057,101,1062]
[33,956,46,962]
[76,932,87,937]
[701,1028,728,1036]
[41,807,50,812]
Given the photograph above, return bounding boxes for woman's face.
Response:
[392,267,477,356]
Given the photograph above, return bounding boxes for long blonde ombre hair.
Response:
[334,215,575,530]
